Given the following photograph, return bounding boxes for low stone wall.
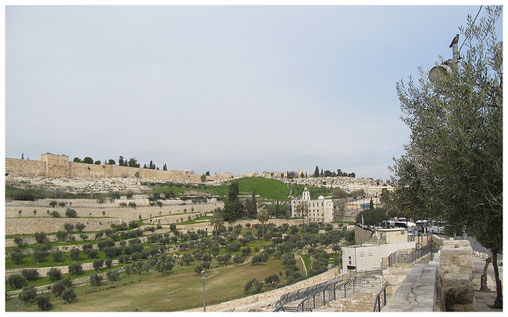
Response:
[6,260,119,279]
[5,217,121,235]
[382,262,439,312]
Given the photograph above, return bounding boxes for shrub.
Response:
[51,279,67,297]
[65,208,78,218]
[128,202,137,208]
[9,249,24,264]
[233,255,245,264]
[18,286,37,303]
[13,237,25,247]
[61,288,76,303]
[64,223,74,232]
[68,263,83,275]
[75,222,86,232]
[244,278,263,295]
[49,200,57,208]
[217,254,231,265]
[32,248,47,263]
[56,230,68,241]
[194,265,204,275]
[20,268,39,281]
[48,268,62,281]
[35,294,52,311]
[107,270,120,282]
[126,192,133,198]
[50,210,61,218]
[51,249,63,262]
[58,201,66,207]
[90,274,103,286]
[93,259,104,271]
[181,254,194,266]
[69,248,81,261]
[7,274,26,289]
[34,232,49,244]
[119,202,127,207]
[265,274,280,286]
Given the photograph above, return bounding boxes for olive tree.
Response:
[390,6,502,308]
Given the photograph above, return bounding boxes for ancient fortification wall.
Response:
[6,153,210,183]
[5,158,45,177]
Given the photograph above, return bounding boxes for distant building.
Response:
[291,187,334,223]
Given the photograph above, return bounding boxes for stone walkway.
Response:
[472,255,503,312]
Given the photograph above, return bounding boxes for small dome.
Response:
[318,195,324,200]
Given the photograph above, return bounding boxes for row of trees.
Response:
[72,156,171,171]
[314,166,355,178]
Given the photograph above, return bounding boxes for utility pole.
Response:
[201,271,206,312]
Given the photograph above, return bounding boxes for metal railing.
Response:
[372,284,388,312]
[274,274,346,308]
[388,243,433,267]
[274,272,382,312]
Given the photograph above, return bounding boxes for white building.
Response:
[291,187,334,223]
[341,228,416,272]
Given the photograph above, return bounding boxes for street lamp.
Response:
[201,270,206,312]
[429,34,460,85]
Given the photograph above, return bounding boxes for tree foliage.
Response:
[390,6,502,308]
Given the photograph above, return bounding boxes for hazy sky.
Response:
[6,5,494,180]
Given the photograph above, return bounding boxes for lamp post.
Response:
[201,271,206,312]
[429,34,460,85]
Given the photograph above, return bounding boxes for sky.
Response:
[5,5,499,181]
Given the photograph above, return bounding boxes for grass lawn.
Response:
[6,258,288,312]
[289,184,333,200]
[5,265,120,292]
[178,216,213,225]
[300,254,312,275]
[234,177,290,201]
[148,177,291,201]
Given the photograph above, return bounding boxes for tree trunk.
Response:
[480,257,492,291]
[491,250,503,309]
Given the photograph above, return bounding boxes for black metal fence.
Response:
[387,243,433,267]
[274,272,382,312]
[274,274,347,309]
[372,284,388,312]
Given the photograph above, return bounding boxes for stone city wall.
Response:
[6,154,218,183]
[5,158,45,177]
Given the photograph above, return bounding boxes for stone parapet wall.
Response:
[438,239,475,311]
[383,262,440,312]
